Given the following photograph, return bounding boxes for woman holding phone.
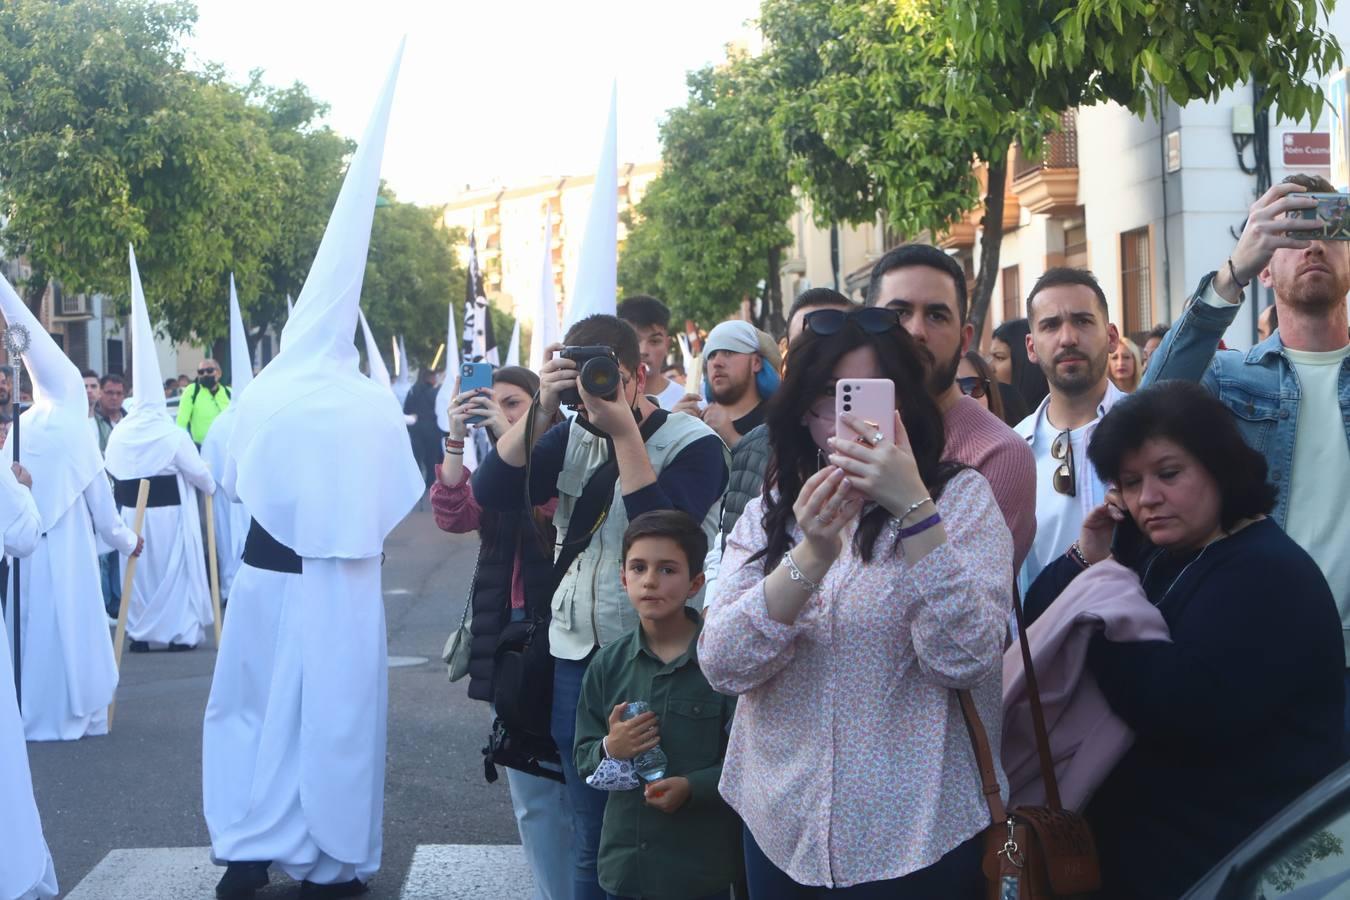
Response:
[699,308,1012,898]
[433,365,573,899]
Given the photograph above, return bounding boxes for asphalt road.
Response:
[26,503,520,899]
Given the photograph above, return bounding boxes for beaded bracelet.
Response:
[780,550,822,594]
[1066,541,1090,570]
[896,513,941,540]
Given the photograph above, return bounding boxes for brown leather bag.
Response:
[957,584,1101,899]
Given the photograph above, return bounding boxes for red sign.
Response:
[1283,132,1331,167]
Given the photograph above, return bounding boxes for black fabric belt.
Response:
[242,518,302,575]
[114,474,180,509]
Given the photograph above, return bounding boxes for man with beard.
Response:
[673,320,778,450]
[1014,267,1122,588]
[867,245,1037,572]
[1144,175,1350,723]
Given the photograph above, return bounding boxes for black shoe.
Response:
[128,640,150,653]
[215,861,270,899]
[299,879,369,898]
[167,641,195,652]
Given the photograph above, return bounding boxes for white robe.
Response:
[120,434,215,647]
[0,470,59,900]
[5,477,137,740]
[203,556,386,882]
[200,409,249,599]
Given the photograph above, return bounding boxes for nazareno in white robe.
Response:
[203,47,421,886]
[5,475,137,740]
[200,406,249,599]
[118,430,215,647]
[0,465,59,900]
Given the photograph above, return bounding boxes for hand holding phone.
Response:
[834,379,896,445]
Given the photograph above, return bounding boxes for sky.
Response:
[187,0,763,207]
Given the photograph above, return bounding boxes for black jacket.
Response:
[465,510,555,702]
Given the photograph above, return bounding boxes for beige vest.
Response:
[548,412,728,661]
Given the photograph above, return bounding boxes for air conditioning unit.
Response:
[54,284,93,319]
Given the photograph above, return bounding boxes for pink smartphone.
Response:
[835,378,896,444]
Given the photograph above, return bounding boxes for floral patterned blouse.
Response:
[698,469,1012,888]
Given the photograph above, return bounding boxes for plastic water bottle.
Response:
[621,701,668,782]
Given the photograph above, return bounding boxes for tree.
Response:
[618,57,796,336]
[758,0,1051,340]
[948,0,1343,123]
[360,189,468,369]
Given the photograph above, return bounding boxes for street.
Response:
[26,504,532,899]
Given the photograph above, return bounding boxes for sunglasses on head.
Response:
[957,375,990,400]
[1051,429,1076,497]
[802,307,900,337]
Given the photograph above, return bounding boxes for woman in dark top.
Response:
[1025,381,1344,900]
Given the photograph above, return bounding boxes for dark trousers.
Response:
[552,655,609,900]
[742,825,985,899]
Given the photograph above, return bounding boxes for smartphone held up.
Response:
[834,378,896,446]
[1287,192,1350,240]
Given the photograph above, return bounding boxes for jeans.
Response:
[742,825,984,899]
[552,656,609,900]
[100,550,121,618]
[506,766,576,900]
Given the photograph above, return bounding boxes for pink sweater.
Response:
[430,464,557,610]
[944,395,1037,571]
[1002,560,1170,811]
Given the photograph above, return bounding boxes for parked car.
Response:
[1184,761,1350,899]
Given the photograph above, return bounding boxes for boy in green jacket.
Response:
[575,511,740,900]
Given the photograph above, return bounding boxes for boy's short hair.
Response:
[617,294,671,331]
[622,510,708,576]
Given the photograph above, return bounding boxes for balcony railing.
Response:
[1014,110,1078,181]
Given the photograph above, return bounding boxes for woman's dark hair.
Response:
[992,318,1048,411]
[492,365,540,399]
[754,322,961,568]
[1088,381,1277,530]
[963,350,1005,422]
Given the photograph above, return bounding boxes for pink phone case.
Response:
[835,378,896,444]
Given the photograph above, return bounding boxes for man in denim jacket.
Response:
[1143,175,1350,711]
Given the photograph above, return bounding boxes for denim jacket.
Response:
[1140,271,1350,528]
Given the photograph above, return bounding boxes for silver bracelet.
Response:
[898,496,934,525]
[781,550,822,594]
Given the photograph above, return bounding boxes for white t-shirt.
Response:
[653,379,690,410]
[1284,344,1350,657]
[1020,414,1110,592]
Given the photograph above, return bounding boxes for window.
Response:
[1121,228,1153,335]
[105,338,124,375]
[1001,265,1022,323]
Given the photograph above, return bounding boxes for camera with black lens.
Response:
[558,345,621,407]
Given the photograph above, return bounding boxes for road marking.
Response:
[400,844,533,899]
[388,655,430,668]
[64,844,532,899]
[385,588,413,596]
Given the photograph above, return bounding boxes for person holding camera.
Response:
[175,358,230,447]
[473,314,730,900]
[1142,174,1350,730]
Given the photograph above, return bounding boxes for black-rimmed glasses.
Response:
[802,307,901,337]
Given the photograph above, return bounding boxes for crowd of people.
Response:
[2,90,1348,900]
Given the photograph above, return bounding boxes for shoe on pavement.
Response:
[167,641,195,652]
[128,640,150,653]
[215,860,270,899]
[299,879,369,898]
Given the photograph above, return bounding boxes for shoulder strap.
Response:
[957,689,1008,824]
[1011,580,1062,810]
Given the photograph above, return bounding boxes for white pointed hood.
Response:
[227,43,421,558]
[504,320,521,367]
[202,275,253,487]
[529,210,561,371]
[105,245,185,480]
[564,84,618,328]
[286,293,294,319]
[357,308,392,388]
[228,274,253,395]
[434,301,460,433]
[0,270,104,530]
[392,335,412,405]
